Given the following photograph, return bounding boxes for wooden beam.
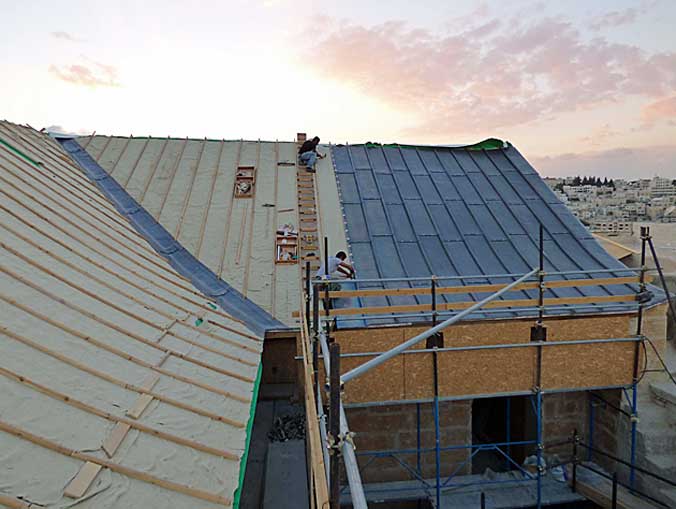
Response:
[0,419,232,506]
[299,312,330,507]
[326,294,637,316]
[64,461,103,498]
[328,276,641,299]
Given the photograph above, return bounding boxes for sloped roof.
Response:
[74,136,345,326]
[331,143,652,322]
[0,122,264,508]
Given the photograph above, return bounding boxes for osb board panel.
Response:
[542,342,634,389]
[438,345,535,396]
[341,355,404,403]
[403,314,632,345]
[403,353,434,400]
[334,327,406,353]
[333,313,635,403]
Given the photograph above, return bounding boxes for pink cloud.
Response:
[588,1,658,31]
[642,95,676,123]
[308,15,676,137]
[49,60,121,88]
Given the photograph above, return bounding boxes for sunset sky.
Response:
[2,0,675,178]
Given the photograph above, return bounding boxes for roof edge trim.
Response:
[0,137,41,166]
[58,138,285,335]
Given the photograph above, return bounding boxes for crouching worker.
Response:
[299,136,325,173]
[314,251,355,309]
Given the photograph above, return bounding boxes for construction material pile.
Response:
[268,414,306,442]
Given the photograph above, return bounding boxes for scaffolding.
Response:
[301,226,675,509]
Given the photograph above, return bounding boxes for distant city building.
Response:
[650,176,676,198]
[547,174,676,225]
[589,220,634,235]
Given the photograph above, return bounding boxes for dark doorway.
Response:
[471,395,533,474]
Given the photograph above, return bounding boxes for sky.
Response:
[1,0,676,178]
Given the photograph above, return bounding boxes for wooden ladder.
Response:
[296,164,320,286]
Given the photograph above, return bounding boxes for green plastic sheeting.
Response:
[0,137,42,166]
[233,361,263,509]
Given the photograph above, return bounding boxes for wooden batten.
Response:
[0,419,232,506]
[102,422,131,457]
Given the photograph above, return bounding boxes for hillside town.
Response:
[545,175,676,235]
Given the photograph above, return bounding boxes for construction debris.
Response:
[268,414,306,442]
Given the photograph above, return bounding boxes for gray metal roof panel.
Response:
[331,143,662,325]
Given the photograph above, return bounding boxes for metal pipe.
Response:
[433,395,441,509]
[572,429,578,493]
[612,472,618,509]
[630,227,649,489]
[342,384,634,408]
[588,394,595,462]
[647,236,676,338]
[324,236,330,319]
[355,439,537,456]
[333,337,641,358]
[316,378,331,483]
[339,405,368,509]
[318,332,367,509]
[431,277,437,327]
[341,268,539,383]
[312,288,319,334]
[432,320,441,509]
[538,223,545,324]
[506,397,511,471]
[535,338,543,509]
[327,302,640,323]
[329,343,340,508]
[416,402,421,475]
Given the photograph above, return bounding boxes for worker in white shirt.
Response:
[316,251,355,281]
[315,251,355,308]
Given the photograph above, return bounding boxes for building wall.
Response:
[318,306,668,487]
[346,400,471,483]
[334,314,635,405]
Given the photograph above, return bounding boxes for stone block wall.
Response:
[542,391,588,451]
[346,400,471,483]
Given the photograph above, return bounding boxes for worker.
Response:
[298,136,325,173]
[315,251,355,309]
[315,251,355,281]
